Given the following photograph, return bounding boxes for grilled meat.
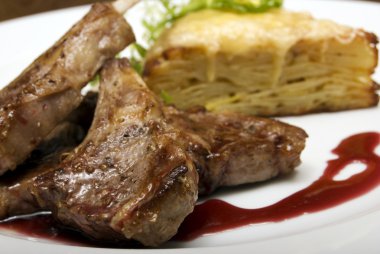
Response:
[46,90,307,195]
[66,91,98,131]
[0,59,306,246]
[0,3,134,175]
[165,106,307,195]
[0,92,97,219]
[28,59,198,247]
[0,122,86,219]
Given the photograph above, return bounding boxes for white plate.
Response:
[0,0,380,253]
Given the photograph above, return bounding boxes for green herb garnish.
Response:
[160,90,173,104]
[130,43,147,74]
[143,0,283,44]
[129,0,283,76]
[89,74,100,87]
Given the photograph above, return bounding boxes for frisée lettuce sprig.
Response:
[129,0,283,99]
[143,0,283,44]
[130,0,283,71]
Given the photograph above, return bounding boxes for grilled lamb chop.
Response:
[0,92,97,219]
[0,59,306,246]
[165,106,307,195]
[66,91,98,131]
[28,59,198,247]
[0,123,85,219]
[0,3,135,175]
[40,91,307,195]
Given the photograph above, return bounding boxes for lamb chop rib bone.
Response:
[0,0,137,175]
[0,58,306,246]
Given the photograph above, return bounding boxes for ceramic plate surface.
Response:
[0,0,379,253]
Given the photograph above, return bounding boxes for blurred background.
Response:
[0,0,379,21]
[0,0,111,21]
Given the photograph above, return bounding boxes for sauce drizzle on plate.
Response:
[1,132,379,245]
[175,132,380,240]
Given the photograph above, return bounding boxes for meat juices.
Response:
[0,3,135,174]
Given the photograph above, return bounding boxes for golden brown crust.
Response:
[144,47,204,77]
[364,31,379,72]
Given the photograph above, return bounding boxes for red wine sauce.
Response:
[0,214,90,246]
[174,132,380,240]
[0,213,141,248]
[0,132,379,244]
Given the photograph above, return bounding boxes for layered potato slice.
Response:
[144,9,379,116]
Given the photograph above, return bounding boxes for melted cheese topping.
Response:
[148,9,358,57]
[145,9,377,116]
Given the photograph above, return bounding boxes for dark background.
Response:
[0,0,111,21]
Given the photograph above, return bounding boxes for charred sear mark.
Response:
[122,125,148,139]
[158,165,188,196]
[272,135,285,148]
[104,156,114,168]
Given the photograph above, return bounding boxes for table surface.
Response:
[0,0,379,21]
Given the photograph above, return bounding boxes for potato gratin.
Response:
[144,9,379,116]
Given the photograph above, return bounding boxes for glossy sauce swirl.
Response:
[175,132,380,240]
[0,132,379,245]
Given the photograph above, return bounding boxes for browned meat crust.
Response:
[0,59,306,246]
[165,106,307,195]
[30,59,198,247]
[0,92,96,219]
[0,122,86,219]
[0,3,135,175]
